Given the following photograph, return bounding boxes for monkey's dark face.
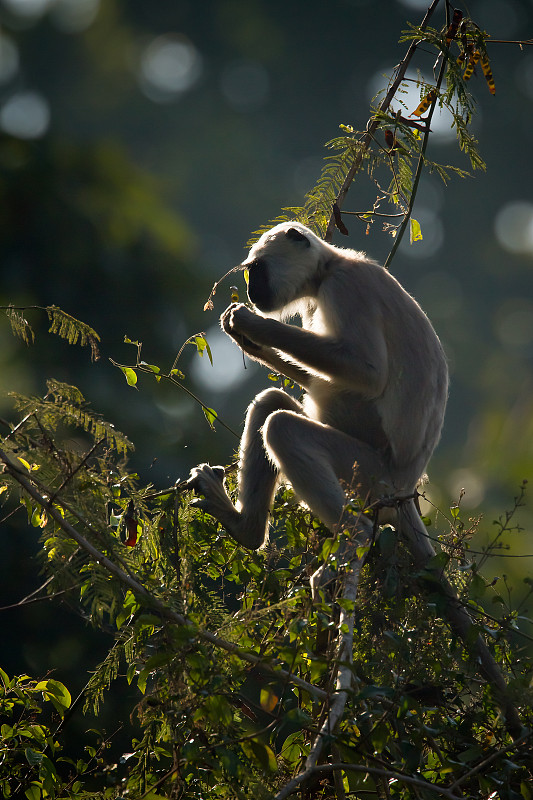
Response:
[246,257,275,312]
[243,223,322,315]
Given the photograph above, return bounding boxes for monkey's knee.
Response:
[262,409,302,463]
[249,388,301,419]
[243,391,302,453]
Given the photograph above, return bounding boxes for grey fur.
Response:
[187,221,448,548]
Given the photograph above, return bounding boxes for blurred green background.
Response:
[0,0,532,704]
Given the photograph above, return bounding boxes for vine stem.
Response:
[324,0,443,243]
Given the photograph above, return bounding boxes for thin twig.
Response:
[384,4,450,269]
[274,761,463,800]
[324,0,443,242]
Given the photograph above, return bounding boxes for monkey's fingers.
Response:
[185,463,226,497]
[220,302,241,331]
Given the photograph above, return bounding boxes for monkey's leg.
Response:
[187,389,303,549]
[263,409,392,531]
[262,411,385,598]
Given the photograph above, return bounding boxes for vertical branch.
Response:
[324,0,443,242]
[383,2,450,269]
[274,549,368,800]
[399,499,523,739]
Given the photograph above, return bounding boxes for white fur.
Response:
[187,222,448,549]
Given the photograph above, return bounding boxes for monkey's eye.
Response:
[285,227,310,246]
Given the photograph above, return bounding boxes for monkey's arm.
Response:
[221,307,314,388]
[223,303,387,397]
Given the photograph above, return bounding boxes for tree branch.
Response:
[305,554,365,771]
[274,761,463,800]
[383,6,450,268]
[324,0,443,242]
[0,447,328,702]
[398,498,523,739]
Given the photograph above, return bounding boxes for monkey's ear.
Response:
[285,227,310,247]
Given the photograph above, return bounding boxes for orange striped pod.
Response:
[463,50,480,82]
[412,90,437,117]
[481,53,496,94]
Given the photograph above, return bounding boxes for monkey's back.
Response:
[307,255,448,489]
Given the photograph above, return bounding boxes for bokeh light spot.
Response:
[367,68,456,142]
[52,0,99,33]
[191,325,256,392]
[138,34,202,103]
[2,0,52,16]
[0,91,50,139]
[448,468,486,510]
[399,209,444,259]
[495,299,533,348]
[494,201,533,256]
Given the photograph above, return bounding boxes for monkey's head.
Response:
[242,222,329,315]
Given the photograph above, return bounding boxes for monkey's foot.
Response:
[186,463,241,530]
[186,463,267,549]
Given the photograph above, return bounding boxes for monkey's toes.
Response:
[186,463,225,495]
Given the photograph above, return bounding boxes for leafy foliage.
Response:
[1,372,532,797]
[1,304,101,361]
[250,10,492,255]
[1,5,533,799]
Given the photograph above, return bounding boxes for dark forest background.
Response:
[0,0,532,735]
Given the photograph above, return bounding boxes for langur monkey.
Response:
[187,221,448,551]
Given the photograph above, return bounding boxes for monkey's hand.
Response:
[221,303,263,354]
[186,463,243,539]
[186,463,227,514]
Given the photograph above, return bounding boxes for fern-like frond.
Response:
[83,639,124,714]
[46,305,101,361]
[47,380,133,455]
[9,380,133,455]
[4,306,35,345]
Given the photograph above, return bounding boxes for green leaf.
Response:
[46,305,100,361]
[202,406,218,429]
[25,748,44,766]
[24,783,42,800]
[195,335,213,365]
[260,686,279,713]
[469,572,486,600]
[140,361,160,374]
[120,366,138,388]
[36,679,71,714]
[241,739,277,773]
[320,537,339,560]
[409,217,423,244]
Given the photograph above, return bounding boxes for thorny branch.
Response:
[383,3,450,268]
